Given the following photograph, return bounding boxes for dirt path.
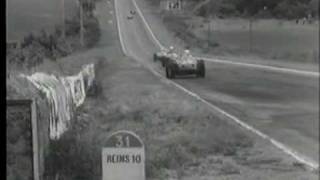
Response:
[43,0,319,179]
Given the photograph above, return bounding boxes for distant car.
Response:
[127,15,133,19]
[130,10,136,15]
[165,50,205,79]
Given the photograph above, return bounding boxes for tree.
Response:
[308,0,319,18]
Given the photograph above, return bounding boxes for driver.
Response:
[168,46,175,54]
[182,49,191,60]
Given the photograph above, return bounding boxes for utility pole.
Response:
[79,0,84,46]
[6,0,8,43]
[61,0,66,38]
[249,18,252,52]
[206,5,210,47]
[207,18,210,46]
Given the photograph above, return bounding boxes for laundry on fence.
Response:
[20,63,95,139]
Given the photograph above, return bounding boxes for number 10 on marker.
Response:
[132,155,141,163]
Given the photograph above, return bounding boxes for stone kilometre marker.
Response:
[102,130,145,180]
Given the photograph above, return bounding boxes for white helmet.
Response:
[169,46,174,50]
[184,49,190,54]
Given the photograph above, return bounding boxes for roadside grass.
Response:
[161,13,319,64]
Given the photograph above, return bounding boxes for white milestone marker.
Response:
[102,130,145,180]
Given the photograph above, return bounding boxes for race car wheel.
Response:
[161,59,166,67]
[166,63,176,79]
[196,60,205,78]
[153,54,157,62]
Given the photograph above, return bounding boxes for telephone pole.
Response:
[79,0,84,46]
[6,0,8,43]
[249,18,252,52]
[61,0,66,38]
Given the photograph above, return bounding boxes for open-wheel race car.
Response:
[127,10,136,19]
[130,10,136,15]
[154,47,205,78]
[165,49,205,79]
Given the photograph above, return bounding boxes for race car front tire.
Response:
[153,54,157,62]
[196,60,205,78]
[166,63,176,79]
[161,59,166,67]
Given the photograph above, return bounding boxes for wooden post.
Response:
[61,0,66,38]
[249,18,252,52]
[208,19,210,46]
[31,100,40,180]
[6,0,8,42]
[249,18,253,52]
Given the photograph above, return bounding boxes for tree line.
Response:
[159,0,319,19]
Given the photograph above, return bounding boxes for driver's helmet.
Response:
[183,49,191,56]
[168,46,174,53]
[182,49,191,60]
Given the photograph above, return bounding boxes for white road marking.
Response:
[131,0,319,78]
[114,0,128,54]
[131,0,164,49]
[203,57,319,77]
[115,0,319,170]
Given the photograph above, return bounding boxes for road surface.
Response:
[115,0,319,167]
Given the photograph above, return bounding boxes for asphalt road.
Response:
[115,0,319,166]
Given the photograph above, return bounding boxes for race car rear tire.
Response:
[196,60,205,78]
[166,63,176,79]
[161,59,166,67]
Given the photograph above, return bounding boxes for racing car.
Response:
[165,49,205,79]
[127,10,136,19]
[130,10,136,15]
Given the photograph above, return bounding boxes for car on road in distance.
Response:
[165,49,205,79]
[130,10,136,15]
